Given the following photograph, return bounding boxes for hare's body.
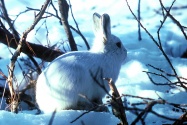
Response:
[36,13,127,112]
[36,51,123,112]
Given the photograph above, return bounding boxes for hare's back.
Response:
[41,52,95,93]
[53,51,99,67]
[44,51,97,82]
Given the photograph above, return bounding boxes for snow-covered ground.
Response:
[0,0,187,124]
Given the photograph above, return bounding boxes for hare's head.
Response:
[91,13,127,61]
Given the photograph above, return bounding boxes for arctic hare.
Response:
[36,12,127,112]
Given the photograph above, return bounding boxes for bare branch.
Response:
[160,0,187,40]
[125,0,186,90]
[0,0,19,36]
[124,94,184,124]
[105,78,128,125]
[58,0,77,51]
[147,64,187,83]
[26,6,89,50]
[24,0,51,37]
[131,99,165,125]
[67,0,90,50]
[157,0,184,88]
[165,5,187,10]
[7,0,51,113]
[125,0,159,47]
[137,0,142,41]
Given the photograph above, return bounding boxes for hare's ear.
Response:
[93,13,111,43]
[93,13,101,34]
[101,14,111,42]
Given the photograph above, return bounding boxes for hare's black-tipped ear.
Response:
[101,14,111,42]
[93,13,101,34]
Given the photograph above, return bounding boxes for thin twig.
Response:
[160,1,187,40]
[147,64,187,83]
[0,0,19,37]
[123,94,185,124]
[70,103,109,123]
[20,7,88,50]
[48,110,57,125]
[67,0,90,50]
[90,68,112,98]
[50,0,61,23]
[125,0,159,47]
[123,94,155,101]
[165,5,187,10]
[126,106,178,122]
[157,0,183,88]
[131,100,164,125]
[1,2,42,75]
[137,0,142,41]
[125,0,187,90]
[27,7,61,20]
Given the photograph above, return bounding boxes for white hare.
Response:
[36,12,127,112]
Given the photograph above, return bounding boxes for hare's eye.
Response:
[116,42,121,48]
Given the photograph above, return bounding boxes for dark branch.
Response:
[137,0,142,41]
[105,78,128,125]
[0,28,63,62]
[58,0,77,51]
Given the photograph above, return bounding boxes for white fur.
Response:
[36,13,127,112]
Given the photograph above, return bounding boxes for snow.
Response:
[0,0,187,125]
[0,110,119,125]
